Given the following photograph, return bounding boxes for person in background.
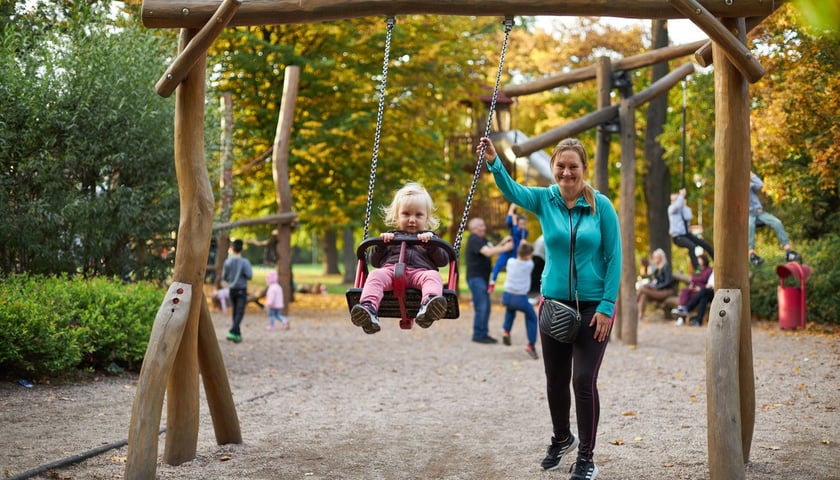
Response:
[500,241,540,359]
[636,248,676,322]
[479,136,621,480]
[222,239,253,343]
[673,270,714,327]
[748,171,801,266]
[489,203,528,293]
[465,217,513,344]
[670,254,712,325]
[668,187,714,273]
[264,270,288,330]
[350,182,449,333]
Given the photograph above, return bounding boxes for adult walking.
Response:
[465,217,512,344]
[478,136,621,479]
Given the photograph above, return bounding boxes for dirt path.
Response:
[1,294,838,479]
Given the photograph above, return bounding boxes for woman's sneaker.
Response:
[569,459,599,479]
[540,434,578,471]
[415,296,447,328]
[351,302,381,334]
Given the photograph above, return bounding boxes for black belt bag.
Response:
[539,298,581,343]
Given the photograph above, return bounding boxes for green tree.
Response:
[749,4,840,241]
[0,1,179,280]
[206,16,512,271]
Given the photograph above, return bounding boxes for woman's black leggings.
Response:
[540,301,611,462]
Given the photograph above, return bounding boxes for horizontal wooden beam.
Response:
[504,39,705,97]
[212,212,298,231]
[141,0,783,29]
[511,62,695,157]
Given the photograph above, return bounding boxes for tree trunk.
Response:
[644,19,672,260]
[322,229,340,275]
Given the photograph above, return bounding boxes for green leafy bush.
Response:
[749,233,840,326]
[0,275,164,378]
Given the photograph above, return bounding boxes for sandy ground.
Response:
[1,293,838,480]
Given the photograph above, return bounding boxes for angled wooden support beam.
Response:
[504,40,705,97]
[511,62,695,157]
[511,105,619,157]
[668,0,764,82]
[694,6,781,67]
[155,0,242,97]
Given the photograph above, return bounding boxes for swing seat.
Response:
[346,236,460,329]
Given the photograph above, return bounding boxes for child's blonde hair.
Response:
[381,182,440,231]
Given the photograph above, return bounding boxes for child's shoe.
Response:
[502,330,511,346]
[525,344,538,359]
[351,302,381,334]
[415,296,447,328]
[266,324,276,330]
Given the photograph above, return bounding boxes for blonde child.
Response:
[265,270,288,330]
[350,182,449,334]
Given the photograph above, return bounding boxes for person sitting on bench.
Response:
[636,248,676,322]
[672,270,714,327]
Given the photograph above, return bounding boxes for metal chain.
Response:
[453,17,514,255]
[362,16,396,240]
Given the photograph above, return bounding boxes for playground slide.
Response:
[490,130,553,183]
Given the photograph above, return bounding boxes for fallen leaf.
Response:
[821,439,830,445]
[634,436,644,441]
[609,438,624,445]
[220,454,232,461]
[621,411,637,416]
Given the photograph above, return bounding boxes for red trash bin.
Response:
[775,262,811,330]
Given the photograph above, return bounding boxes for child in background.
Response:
[501,241,539,359]
[350,182,450,334]
[489,203,528,293]
[265,270,288,330]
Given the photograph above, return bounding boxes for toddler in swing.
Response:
[351,182,449,334]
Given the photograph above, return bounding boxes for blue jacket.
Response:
[488,157,622,317]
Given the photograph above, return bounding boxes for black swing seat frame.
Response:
[346,236,460,329]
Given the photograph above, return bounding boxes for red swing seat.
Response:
[345,236,460,329]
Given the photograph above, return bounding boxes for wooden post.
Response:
[271,66,300,313]
[712,17,755,463]
[706,289,745,480]
[618,99,638,346]
[163,27,215,466]
[594,56,612,195]
[125,283,193,480]
[197,297,241,444]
